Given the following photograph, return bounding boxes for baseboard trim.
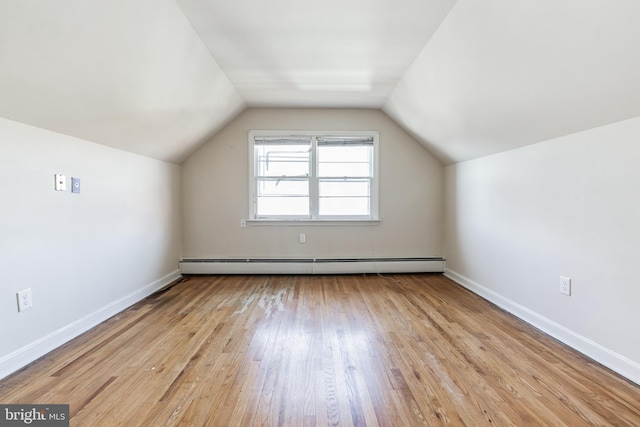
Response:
[444,268,640,386]
[181,257,445,275]
[0,269,182,381]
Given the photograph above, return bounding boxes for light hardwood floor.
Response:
[1,274,639,426]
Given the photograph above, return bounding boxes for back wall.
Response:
[182,108,443,259]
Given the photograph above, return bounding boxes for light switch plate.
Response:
[54,174,66,191]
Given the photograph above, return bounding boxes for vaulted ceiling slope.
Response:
[0,0,245,163]
[2,1,640,164]
[384,0,640,164]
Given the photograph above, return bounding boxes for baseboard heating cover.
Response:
[180,257,445,275]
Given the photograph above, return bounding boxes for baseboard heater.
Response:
[180,257,445,275]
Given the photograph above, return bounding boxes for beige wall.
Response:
[182,108,443,259]
[444,116,640,383]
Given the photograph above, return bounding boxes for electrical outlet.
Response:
[17,289,33,312]
[299,233,306,244]
[240,219,246,228]
[559,276,571,296]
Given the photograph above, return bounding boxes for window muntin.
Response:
[250,132,378,220]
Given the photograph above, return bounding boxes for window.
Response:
[249,131,379,221]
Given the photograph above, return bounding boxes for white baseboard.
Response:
[181,257,445,275]
[444,268,640,386]
[0,270,181,381]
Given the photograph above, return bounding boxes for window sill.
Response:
[246,218,381,226]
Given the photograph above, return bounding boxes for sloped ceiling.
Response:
[2,0,640,164]
[0,0,245,163]
[385,0,640,163]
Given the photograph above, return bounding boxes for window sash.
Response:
[318,178,371,217]
[317,144,373,178]
[254,139,311,179]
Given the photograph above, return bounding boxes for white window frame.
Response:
[248,130,380,224]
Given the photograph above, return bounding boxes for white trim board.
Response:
[444,268,640,386]
[0,270,182,381]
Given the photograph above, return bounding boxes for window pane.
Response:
[318,145,372,177]
[256,178,309,216]
[319,180,370,197]
[319,179,370,216]
[257,178,308,197]
[318,145,371,162]
[319,197,370,216]
[255,144,310,177]
[257,196,309,216]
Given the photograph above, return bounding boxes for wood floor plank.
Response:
[1,273,640,426]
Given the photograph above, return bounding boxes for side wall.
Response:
[0,118,182,379]
[182,108,443,259]
[444,116,640,384]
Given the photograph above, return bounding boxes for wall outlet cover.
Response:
[17,289,33,312]
[560,276,571,296]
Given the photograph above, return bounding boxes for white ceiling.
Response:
[175,0,456,108]
[2,0,640,164]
